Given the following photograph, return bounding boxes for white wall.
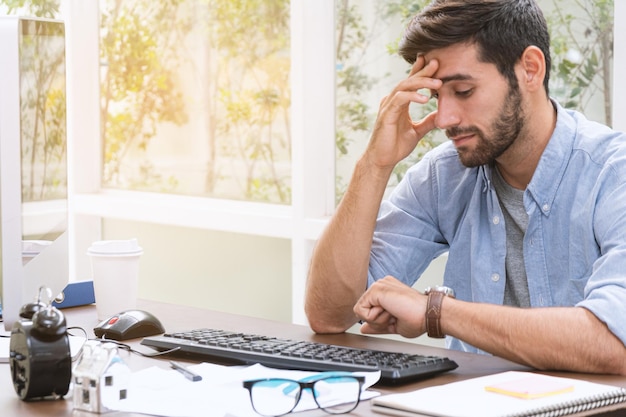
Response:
[102,219,293,322]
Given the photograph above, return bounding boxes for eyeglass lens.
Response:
[246,376,361,416]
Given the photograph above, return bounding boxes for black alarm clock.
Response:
[9,288,72,400]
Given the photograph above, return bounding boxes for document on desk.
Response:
[115,362,381,417]
[371,371,626,417]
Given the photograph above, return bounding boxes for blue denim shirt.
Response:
[368,101,626,354]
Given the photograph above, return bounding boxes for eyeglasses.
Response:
[243,373,365,416]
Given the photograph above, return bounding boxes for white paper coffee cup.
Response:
[87,239,143,320]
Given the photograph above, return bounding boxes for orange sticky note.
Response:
[485,375,575,399]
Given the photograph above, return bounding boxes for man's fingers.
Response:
[408,55,426,77]
[357,305,385,322]
[360,317,397,335]
[408,55,438,78]
[407,56,440,85]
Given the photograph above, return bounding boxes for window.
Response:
[99,0,291,204]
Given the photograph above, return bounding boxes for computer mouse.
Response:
[93,309,165,341]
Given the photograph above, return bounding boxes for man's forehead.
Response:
[422,40,478,60]
[422,43,493,81]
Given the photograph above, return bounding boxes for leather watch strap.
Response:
[426,291,446,338]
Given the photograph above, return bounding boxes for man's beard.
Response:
[447,84,525,168]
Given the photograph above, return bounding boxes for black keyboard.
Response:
[140,328,458,384]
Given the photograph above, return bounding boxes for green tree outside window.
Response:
[1,0,613,204]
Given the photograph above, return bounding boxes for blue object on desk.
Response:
[53,281,96,309]
[0,281,94,318]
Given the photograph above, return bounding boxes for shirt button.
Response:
[542,204,550,212]
[491,273,500,282]
[492,216,500,225]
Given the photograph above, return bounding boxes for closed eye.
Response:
[429,89,473,100]
[456,89,473,97]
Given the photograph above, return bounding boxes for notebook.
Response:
[371,371,626,417]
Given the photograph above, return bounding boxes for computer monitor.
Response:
[0,16,69,331]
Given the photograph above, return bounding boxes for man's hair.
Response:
[399,0,551,95]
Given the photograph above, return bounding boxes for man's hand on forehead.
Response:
[403,56,441,101]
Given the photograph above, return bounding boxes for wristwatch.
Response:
[424,286,455,338]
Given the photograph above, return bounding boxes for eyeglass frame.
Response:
[242,374,365,416]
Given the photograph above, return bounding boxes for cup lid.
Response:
[87,238,143,256]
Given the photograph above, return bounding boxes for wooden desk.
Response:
[2,299,625,416]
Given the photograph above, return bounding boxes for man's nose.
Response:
[434,97,461,130]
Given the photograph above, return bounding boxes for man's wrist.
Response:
[357,154,395,183]
[424,286,455,338]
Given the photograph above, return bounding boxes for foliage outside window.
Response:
[548,0,613,127]
[20,18,67,203]
[1,0,614,206]
[1,0,67,202]
[99,0,291,203]
[0,1,68,244]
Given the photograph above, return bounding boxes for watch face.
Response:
[425,286,455,298]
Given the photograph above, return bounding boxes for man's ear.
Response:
[519,46,546,92]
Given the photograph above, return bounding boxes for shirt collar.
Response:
[525,100,577,215]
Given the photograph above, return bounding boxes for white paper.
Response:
[115,363,380,417]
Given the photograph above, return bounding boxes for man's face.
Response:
[425,43,525,167]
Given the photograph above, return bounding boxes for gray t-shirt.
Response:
[492,167,531,307]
